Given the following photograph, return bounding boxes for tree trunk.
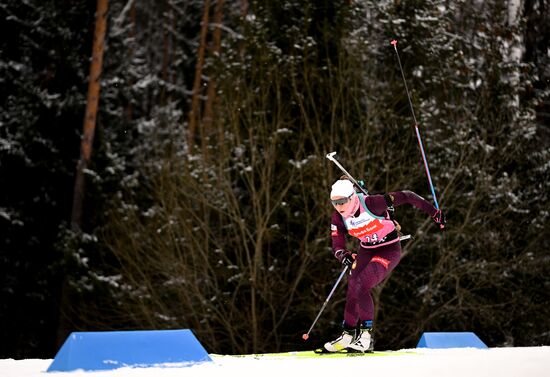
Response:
[188,0,211,152]
[240,0,248,15]
[160,0,172,105]
[60,0,108,348]
[71,0,109,231]
[125,0,136,122]
[507,0,522,108]
[203,0,224,146]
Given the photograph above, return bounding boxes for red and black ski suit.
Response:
[330,190,438,327]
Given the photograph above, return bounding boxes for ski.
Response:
[311,349,415,357]
[214,350,417,359]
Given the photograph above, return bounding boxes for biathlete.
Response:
[321,178,445,353]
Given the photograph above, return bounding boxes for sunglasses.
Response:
[331,195,352,206]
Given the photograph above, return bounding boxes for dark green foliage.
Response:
[1,0,549,358]
[0,0,96,358]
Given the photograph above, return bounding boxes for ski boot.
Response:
[317,323,356,353]
[346,320,374,353]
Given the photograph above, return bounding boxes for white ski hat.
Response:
[330,179,355,198]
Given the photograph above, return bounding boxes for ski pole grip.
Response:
[326,151,369,196]
[326,151,337,161]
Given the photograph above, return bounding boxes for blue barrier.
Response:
[416,332,488,349]
[47,329,212,372]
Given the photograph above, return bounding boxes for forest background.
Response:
[1,0,549,359]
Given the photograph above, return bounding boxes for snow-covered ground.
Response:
[3,347,549,377]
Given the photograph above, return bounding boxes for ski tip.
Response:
[390,39,397,46]
[302,334,309,341]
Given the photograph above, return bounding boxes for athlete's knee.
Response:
[371,256,392,270]
[361,258,394,289]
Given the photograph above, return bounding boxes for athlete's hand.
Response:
[335,249,355,267]
[432,209,446,229]
[341,252,356,268]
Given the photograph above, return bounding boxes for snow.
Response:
[3,347,549,377]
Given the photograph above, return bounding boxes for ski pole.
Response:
[302,265,349,340]
[390,39,440,211]
[326,152,368,196]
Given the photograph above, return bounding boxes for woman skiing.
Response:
[321,177,445,353]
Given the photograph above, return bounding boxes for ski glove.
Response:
[335,249,356,268]
[342,254,356,268]
[432,209,446,229]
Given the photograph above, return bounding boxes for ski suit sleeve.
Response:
[330,211,348,260]
[388,190,438,217]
